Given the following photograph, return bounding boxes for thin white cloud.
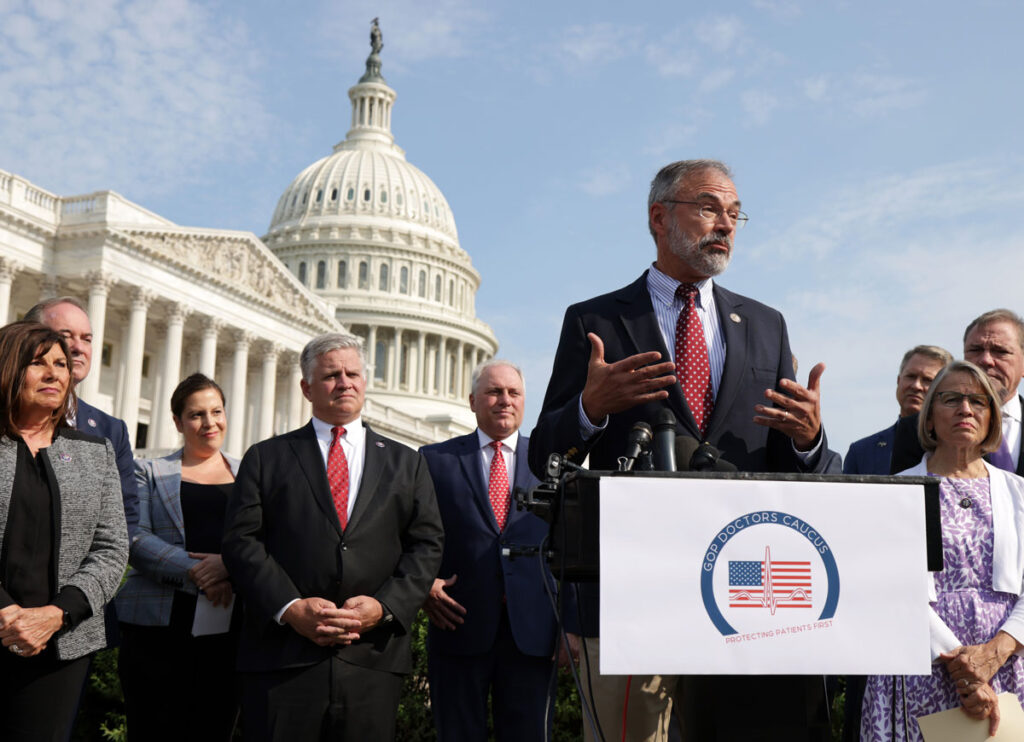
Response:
[0,0,270,199]
[802,75,830,102]
[741,89,780,125]
[751,0,803,18]
[560,22,641,67]
[694,15,745,53]
[847,72,928,117]
[578,164,632,197]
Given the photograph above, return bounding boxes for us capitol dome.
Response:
[263,26,498,433]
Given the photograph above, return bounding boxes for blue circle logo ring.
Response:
[700,511,840,636]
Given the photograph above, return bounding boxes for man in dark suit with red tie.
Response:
[420,359,561,741]
[529,160,833,741]
[222,332,443,741]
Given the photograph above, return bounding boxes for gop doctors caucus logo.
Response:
[700,511,840,637]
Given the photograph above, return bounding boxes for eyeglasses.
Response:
[662,200,749,229]
[936,391,989,411]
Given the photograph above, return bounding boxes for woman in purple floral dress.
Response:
[861,361,1024,740]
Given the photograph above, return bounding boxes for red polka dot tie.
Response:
[488,440,510,530]
[328,426,350,530]
[675,284,714,435]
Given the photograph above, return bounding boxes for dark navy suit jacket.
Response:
[843,422,896,475]
[420,432,556,658]
[529,273,832,636]
[77,398,139,540]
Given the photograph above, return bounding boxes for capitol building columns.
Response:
[0,257,19,324]
[198,316,222,378]
[120,288,154,442]
[258,343,280,442]
[227,331,251,457]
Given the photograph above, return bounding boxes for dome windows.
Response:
[396,193,403,206]
[347,188,355,201]
[337,261,347,288]
[316,261,326,289]
[399,266,408,294]
[316,189,323,203]
[364,189,371,202]
[358,261,369,289]
[331,188,338,201]
[298,261,308,285]
[379,264,389,291]
[418,270,426,298]
[434,275,441,302]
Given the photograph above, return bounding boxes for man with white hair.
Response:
[223,332,443,741]
[420,359,561,741]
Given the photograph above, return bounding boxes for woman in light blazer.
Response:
[116,373,241,742]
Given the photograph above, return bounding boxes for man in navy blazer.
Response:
[26,297,140,539]
[843,345,950,476]
[420,360,559,741]
[529,160,833,741]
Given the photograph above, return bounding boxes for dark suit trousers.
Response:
[240,655,403,742]
[428,609,555,742]
[0,647,90,742]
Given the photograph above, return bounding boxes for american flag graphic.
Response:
[728,546,812,614]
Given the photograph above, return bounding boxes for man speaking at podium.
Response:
[529,159,833,741]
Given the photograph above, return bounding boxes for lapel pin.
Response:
[729,313,741,323]
[59,453,72,462]
[87,418,97,427]
[877,441,887,448]
[375,441,385,448]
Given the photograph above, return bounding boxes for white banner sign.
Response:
[599,477,932,675]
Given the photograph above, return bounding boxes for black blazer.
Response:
[889,396,1024,475]
[529,272,830,477]
[222,422,443,674]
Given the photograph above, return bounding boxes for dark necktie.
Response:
[488,440,509,530]
[675,283,714,435]
[328,426,350,530]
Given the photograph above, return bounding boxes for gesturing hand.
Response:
[754,362,825,450]
[423,575,467,630]
[580,333,675,424]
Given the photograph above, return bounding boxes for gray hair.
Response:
[899,345,953,375]
[963,309,1024,353]
[917,360,1003,454]
[647,159,733,238]
[24,296,88,324]
[300,332,366,382]
[470,358,524,396]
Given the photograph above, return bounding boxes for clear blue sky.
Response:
[4,0,1024,456]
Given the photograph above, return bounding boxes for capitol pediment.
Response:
[119,227,338,332]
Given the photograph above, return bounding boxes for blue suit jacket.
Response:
[116,449,241,626]
[529,272,833,636]
[843,422,896,475]
[77,398,139,540]
[420,432,557,658]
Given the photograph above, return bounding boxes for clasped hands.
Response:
[940,634,1020,735]
[188,552,233,607]
[0,603,63,657]
[283,595,383,647]
[580,333,823,448]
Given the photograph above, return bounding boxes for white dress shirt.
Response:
[275,415,366,624]
[1002,393,1022,470]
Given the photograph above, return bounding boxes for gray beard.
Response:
[668,222,732,278]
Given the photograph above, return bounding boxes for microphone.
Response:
[673,435,700,471]
[618,422,653,471]
[652,409,678,471]
[689,441,738,472]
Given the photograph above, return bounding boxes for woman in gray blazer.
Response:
[0,321,128,740]
[115,373,241,742]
